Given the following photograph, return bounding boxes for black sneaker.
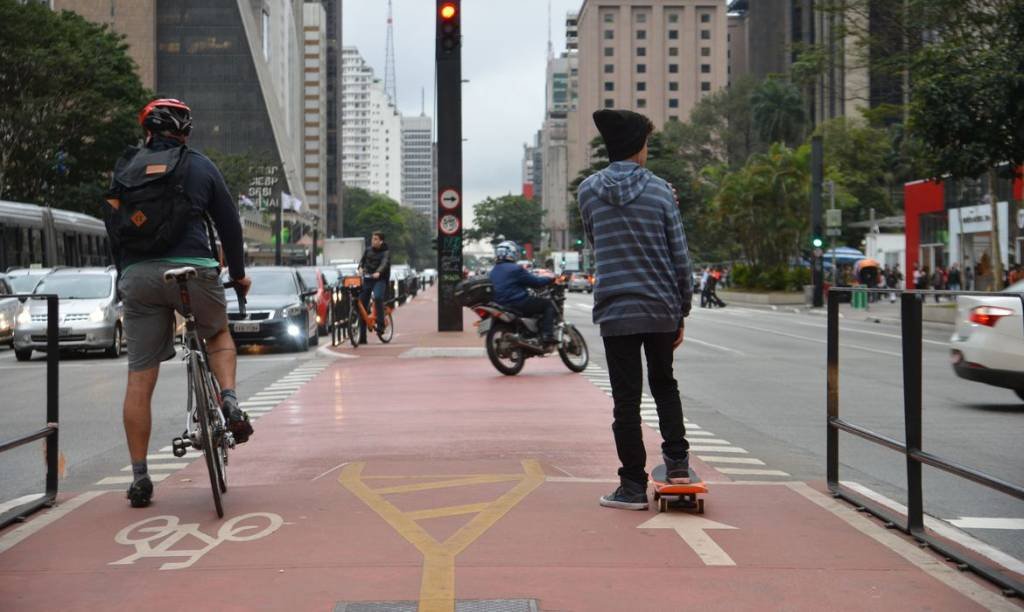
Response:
[664,452,690,484]
[126,477,153,508]
[221,396,253,444]
[599,482,649,510]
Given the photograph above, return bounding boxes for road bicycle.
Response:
[165,266,245,518]
[344,278,395,347]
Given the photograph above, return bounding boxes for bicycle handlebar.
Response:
[223,281,247,318]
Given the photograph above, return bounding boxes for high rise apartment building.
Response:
[540,44,579,251]
[341,46,402,204]
[401,114,436,225]
[305,0,343,237]
[301,3,327,238]
[571,0,729,179]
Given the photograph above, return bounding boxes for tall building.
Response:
[570,0,730,179]
[539,27,579,251]
[306,0,343,237]
[727,8,749,85]
[302,2,327,239]
[341,46,402,204]
[401,114,436,226]
[54,0,309,213]
[727,0,870,125]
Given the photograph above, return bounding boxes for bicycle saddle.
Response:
[163,266,198,282]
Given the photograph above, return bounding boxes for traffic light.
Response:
[438,2,460,55]
[812,236,824,249]
[574,238,584,248]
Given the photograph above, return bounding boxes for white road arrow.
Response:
[638,514,738,566]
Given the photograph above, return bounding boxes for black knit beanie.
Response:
[592,109,653,161]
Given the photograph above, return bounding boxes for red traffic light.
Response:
[440,3,457,20]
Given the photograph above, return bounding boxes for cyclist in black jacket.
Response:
[107,98,252,508]
[357,231,390,343]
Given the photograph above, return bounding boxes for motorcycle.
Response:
[461,280,590,376]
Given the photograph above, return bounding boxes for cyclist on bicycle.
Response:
[489,240,558,347]
[357,231,390,344]
[104,98,252,508]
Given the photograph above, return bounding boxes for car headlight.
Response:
[89,308,106,323]
[282,304,304,318]
[0,314,8,330]
[17,308,31,326]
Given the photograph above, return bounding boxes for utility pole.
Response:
[811,135,824,308]
[275,201,283,266]
[436,1,463,331]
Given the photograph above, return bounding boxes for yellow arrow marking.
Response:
[340,460,545,612]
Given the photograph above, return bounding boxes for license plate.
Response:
[58,327,72,336]
[477,318,492,336]
[233,322,259,333]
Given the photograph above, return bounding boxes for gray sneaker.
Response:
[664,452,690,484]
[599,482,649,510]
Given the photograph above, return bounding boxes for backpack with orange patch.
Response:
[104,144,194,255]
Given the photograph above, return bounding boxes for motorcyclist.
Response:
[488,241,557,346]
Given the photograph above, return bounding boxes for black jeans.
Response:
[512,296,556,339]
[603,331,689,486]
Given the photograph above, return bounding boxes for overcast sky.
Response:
[343,0,582,224]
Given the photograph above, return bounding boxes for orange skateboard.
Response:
[651,465,707,514]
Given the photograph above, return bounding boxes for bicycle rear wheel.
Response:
[376,311,394,343]
[347,305,361,347]
[191,358,224,517]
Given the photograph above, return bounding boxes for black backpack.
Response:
[104,144,195,255]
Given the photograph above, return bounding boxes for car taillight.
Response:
[968,306,1014,327]
[474,308,489,318]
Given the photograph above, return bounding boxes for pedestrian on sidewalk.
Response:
[932,266,945,302]
[707,268,726,308]
[578,109,693,511]
[357,232,391,344]
[700,267,710,308]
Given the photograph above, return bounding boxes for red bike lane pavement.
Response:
[0,288,1017,611]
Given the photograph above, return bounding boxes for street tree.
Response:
[909,0,1024,289]
[467,194,543,247]
[750,78,806,148]
[204,149,278,207]
[398,207,434,269]
[0,0,149,214]
[342,187,407,256]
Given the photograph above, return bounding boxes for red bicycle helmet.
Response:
[139,98,193,136]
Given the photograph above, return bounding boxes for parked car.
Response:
[224,267,318,352]
[296,266,333,336]
[567,272,593,293]
[0,274,18,346]
[13,267,123,361]
[950,279,1024,400]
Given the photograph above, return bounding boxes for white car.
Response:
[950,279,1024,401]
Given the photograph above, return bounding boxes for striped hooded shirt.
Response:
[579,160,693,337]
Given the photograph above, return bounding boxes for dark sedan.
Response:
[224,267,318,352]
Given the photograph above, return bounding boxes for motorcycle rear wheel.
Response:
[486,325,525,376]
[558,324,589,372]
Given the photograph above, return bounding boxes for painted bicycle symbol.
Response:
[110,512,283,570]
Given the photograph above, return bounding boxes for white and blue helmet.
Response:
[495,240,519,263]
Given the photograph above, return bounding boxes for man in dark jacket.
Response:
[106,98,252,509]
[489,240,557,345]
[579,109,693,511]
[357,231,390,343]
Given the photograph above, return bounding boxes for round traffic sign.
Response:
[439,214,460,235]
[439,188,461,210]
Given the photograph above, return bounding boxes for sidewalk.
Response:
[0,286,1017,611]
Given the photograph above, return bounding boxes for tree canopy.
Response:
[467,194,544,247]
[0,0,149,214]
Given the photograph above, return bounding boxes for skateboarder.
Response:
[578,109,693,511]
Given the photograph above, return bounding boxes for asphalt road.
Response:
[0,342,330,505]
[559,290,1024,563]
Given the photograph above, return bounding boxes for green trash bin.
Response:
[852,287,867,309]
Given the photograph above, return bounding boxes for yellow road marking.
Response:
[362,474,523,480]
[405,502,492,521]
[339,460,545,612]
[370,474,523,495]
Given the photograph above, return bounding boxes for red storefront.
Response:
[904,172,1024,282]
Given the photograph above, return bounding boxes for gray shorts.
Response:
[119,261,228,371]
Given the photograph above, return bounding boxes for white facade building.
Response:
[341,46,401,203]
[401,114,435,225]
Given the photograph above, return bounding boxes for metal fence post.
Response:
[45,295,59,501]
[826,288,840,489]
[900,292,924,534]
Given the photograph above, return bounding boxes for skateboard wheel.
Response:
[697,499,705,514]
